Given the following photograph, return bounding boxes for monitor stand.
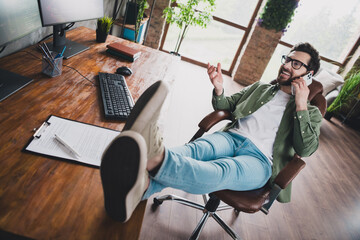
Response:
[46,24,89,59]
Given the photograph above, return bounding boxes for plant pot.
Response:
[324,111,334,121]
[233,25,282,86]
[96,29,109,43]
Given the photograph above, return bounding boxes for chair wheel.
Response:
[153,197,163,206]
[234,209,240,216]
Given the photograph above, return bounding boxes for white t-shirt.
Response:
[229,90,291,164]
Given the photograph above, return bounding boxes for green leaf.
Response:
[259,0,298,32]
[327,71,360,113]
[162,0,215,54]
[97,16,114,33]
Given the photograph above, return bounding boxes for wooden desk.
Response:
[0,27,177,239]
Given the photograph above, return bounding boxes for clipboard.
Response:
[23,115,121,167]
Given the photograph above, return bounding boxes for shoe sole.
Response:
[123,80,169,132]
[100,131,147,222]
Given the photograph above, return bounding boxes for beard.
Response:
[276,66,293,86]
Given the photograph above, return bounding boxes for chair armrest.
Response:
[261,155,306,214]
[189,110,232,142]
[273,155,306,189]
[198,110,232,132]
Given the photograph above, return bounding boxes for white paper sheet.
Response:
[25,116,120,167]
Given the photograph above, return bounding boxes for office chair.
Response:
[153,80,326,240]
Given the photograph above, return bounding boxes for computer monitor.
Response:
[37,0,104,59]
[0,0,41,102]
[0,0,42,47]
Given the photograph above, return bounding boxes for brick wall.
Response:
[233,25,283,86]
[144,0,170,49]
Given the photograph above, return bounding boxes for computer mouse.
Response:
[116,66,133,76]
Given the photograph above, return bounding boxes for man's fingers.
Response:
[208,64,215,74]
[217,63,222,74]
[207,63,212,73]
[293,78,307,88]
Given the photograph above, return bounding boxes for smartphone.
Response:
[291,72,313,95]
[303,72,313,85]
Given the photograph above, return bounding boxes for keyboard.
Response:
[98,72,134,120]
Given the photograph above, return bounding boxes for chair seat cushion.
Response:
[214,187,271,213]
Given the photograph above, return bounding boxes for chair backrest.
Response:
[308,80,327,116]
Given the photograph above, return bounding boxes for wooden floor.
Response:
[138,60,360,240]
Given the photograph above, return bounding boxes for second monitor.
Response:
[37,0,104,59]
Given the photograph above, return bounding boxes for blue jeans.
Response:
[142,131,272,200]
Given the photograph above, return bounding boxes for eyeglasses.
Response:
[281,55,309,70]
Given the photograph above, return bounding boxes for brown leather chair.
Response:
[153,80,326,240]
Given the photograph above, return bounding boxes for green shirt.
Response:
[212,81,322,203]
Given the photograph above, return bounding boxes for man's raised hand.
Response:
[207,62,223,96]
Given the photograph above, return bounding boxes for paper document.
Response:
[25,115,120,167]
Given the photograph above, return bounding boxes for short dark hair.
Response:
[290,42,320,75]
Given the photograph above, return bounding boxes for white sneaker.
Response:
[100,130,149,222]
[123,80,169,159]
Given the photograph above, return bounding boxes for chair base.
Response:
[153,193,242,240]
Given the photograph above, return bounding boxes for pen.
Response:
[55,46,66,58]
[38,44,55,68]
[39,43,60,73]
[43,42,54,61]
[54,134,81,158]
[60,46,66,57]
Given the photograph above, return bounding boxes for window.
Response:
[162,20,245,70]
[212,0,258,26]
[160,0,262,75]
[261,0,360,83]
[282,0,360,63]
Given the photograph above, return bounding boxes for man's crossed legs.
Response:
[100,81,271,222]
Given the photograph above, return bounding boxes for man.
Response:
[100,42,322,222]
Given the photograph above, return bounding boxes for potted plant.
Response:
[234,0,299,86]
[122,0,149,43]
[163,0,216,56]
[96,16,114,43]
[325,71,360,121]
[258,0,299,32]
[134,0,149,43]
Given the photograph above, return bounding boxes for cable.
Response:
[37,23,75,43]
[63,64,97,86]
[63,22,75,31]
[20,50,96,86]
[38,33,53,43]
[0,45,6,54]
